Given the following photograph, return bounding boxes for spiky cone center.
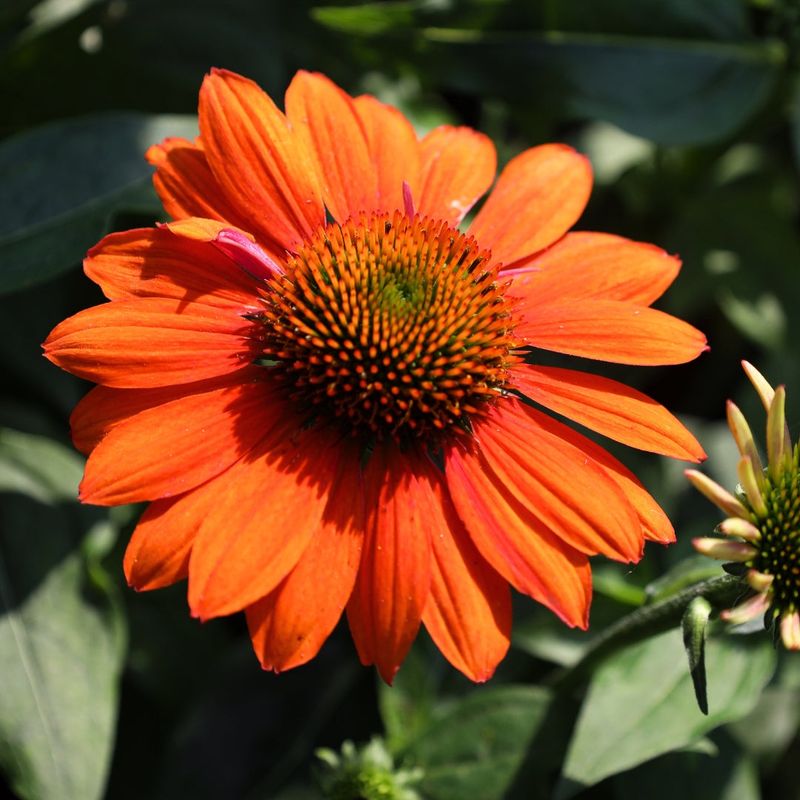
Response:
[749,446,800,620]
[258,211,520,441]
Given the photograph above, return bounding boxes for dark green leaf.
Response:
[0,432,125,800]
[379,644,438,754]
[0,112,196,294]
[422,29,785,145]
[0,427,83,503]
[558,629,776,795]
[310,0,426,35]
[409,685,566,800]
[614,732,760,800]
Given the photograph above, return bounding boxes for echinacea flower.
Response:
[44,69,707,682]
[688,361,800,650]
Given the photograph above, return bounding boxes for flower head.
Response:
[687,361,800,650]
[44,69,707,682]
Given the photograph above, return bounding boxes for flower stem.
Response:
[548,574,745,692]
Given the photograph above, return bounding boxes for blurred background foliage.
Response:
[1,0,800,798]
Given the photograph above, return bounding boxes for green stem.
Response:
[548,574,745,692]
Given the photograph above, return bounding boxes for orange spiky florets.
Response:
[260,211,520,439]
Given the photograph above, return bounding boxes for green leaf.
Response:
[558,628,776,796]
[614,733,760,800]
[790,73,800,172]
[408,685,569,800]
[421,29,785,145]
[0,432,125,800]
[0,427,83,503]
[311,0,433,35]
[0,112,196,294]
[379,644,438,754]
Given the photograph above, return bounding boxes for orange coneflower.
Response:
[44,69,707,682]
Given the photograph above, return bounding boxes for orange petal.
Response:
[517,299,708,366]
[246,441,365,672]
[445,440,592,628]
[124,488,220,590]
[44,298,261,388]
[512,365,705,461]
[346,445,433,684]
[69,369,262,455]
[469,144,592,266]
[417,126,496,225]
[421,474,511,683]
[513,402,675,544]
[187,422,342,620]
[285,71,376,222]
[475,401,642,562]
[354,94,421,214]
[505,232,681,307]
[84,227,261,310]
[80,378,280,505]
[198,68,324,252]
[145,137,253,231]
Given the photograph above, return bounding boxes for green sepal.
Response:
[682,597,713,715]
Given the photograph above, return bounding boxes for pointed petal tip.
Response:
[376,663,400,686]
[742,361,775,410]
